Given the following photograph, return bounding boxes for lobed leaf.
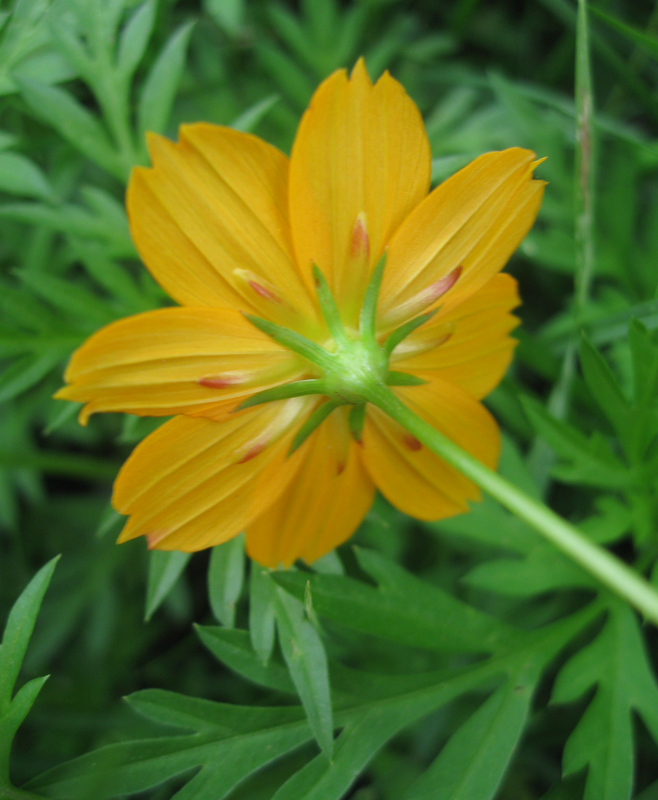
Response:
[15,78,121,177]
[520,395,631,489]
[552,603,658,800]
[402,672,536,800]
[273,548,519,655]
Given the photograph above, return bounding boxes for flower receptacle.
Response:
[321,337,389,405]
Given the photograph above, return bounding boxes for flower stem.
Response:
[365,382,658,626]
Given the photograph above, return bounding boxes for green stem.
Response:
[365,383,658,626]
[529,0,596,491]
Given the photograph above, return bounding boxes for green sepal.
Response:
[312,264,348,345]
[359,251,387,342]
[383,309,437,357]
[386,371,428,386]
[236,380,326,411]
[349,404,366,442]
[243,314,334,370]
[289,400,343,456]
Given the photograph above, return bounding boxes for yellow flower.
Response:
[57,60,545,568]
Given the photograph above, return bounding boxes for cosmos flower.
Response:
[57,59,545,567]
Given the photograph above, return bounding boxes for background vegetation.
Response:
[2,0,658,798]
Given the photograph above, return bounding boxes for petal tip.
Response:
[350,57,372,84]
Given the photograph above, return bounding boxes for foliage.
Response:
[2,0,658,798]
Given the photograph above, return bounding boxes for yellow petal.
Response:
[391,274,520,399]
[128,124,319,332]
[289,59,431,327]
[361,381,500,521]
[378,149,544,329]
[114,398,314,551]
[246,408,375,567]
[56,307,307,423]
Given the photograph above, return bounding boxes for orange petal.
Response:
[114,398,314,552]
[55,307,307,423]
[378,149,544,329]
[289,59,431,327]
[128,124,319,333]
[361,381,500,521]
[391,274,520,399]
[246,408,375,567]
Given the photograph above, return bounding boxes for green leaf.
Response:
[249,563,276,665]
[274,586,334,758]
[590,6,658,59]
[629,319,658,407]
[80,186,130,234]
[28,693,310,799]
[0,151,53,200]
[257,42,314,108]
[579,337,630,438]
[0,1,76,95]
[465,547,592,597]
[138,21,194,137]
[126,688,302,733]
[274,548,518,655]
[145,551,191,621]
[204,0,245,38]
[0,556,58,779]
[196,626,295,694]
[539,0,658,123]
[402,674,536,800]
[29,609,594,799]
[15,78,120,176]
[0,351,63,403]
[627,320,658,461]
[74,242,147,313]
[117,0,157,80]
[311,550,344,576]
[267,5,315,71]
[0,675,50,780]
[208,535,245,627]
[230,94,279,133]
[3,562,53,669]
[0,202,133,255]
[464,498,632,597]
[271,709,410,800]
[266,611,591,800]
[93,0,126,52]
[48,7,92,78]
[15,268,119,325]
[552,603,658,800]
[302,0,338,51]
[520,395,631,488]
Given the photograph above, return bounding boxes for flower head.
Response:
[57,60,545,567]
